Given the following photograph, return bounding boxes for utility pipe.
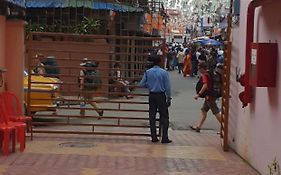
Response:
[241,0,275,107]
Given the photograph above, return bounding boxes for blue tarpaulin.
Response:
[5,0,25,7]
[196,39,223,46]
[25,0,92,8]
[25,0,143,12]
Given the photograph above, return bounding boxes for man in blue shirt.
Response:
[139,55,172,144]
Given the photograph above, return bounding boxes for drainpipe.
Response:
[240,0,275,107]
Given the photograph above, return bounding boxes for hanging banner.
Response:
[143,13,152,33]
[202,16,213,27]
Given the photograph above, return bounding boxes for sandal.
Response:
[190,125,200,132]
[97,110,103,120]
[126,95,133,99]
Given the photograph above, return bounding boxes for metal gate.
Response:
[220,41,231,151]
[219,0,234,151]
[26,32,165,137]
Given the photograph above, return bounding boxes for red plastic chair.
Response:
[0,97,26,153]
[0,123,16,156]
[1,92,33,140]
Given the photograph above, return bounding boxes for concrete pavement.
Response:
[0,71,260,175]
[0,131,259,175]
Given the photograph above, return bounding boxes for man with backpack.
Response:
[79,59,103,118]
[190,62,222,132]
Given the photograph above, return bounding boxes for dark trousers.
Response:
[178,63,184,73]
[191,61,198,76]
[166,58,171,70]
[149,93,169,141]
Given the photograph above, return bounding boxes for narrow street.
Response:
[169,71,220,132]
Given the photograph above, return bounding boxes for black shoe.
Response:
[98,110,104,117]
[161,139,172,144]
[97,111,103,120]
[151,138,159,143]
[190,125,200,132]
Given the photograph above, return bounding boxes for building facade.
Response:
[229,0,281,174]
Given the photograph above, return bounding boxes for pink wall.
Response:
[5,20,25,102]
[0,16,6,92]
[229,1,281,174]
[0,16,25,101]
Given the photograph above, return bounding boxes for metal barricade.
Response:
[25,32,166,137]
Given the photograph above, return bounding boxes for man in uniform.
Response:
[139,55,172,144]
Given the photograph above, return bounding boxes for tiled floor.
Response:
[0,130,259,175]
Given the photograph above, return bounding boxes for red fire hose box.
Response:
[250,43,278,87]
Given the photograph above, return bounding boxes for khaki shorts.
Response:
[81,89,95,100]
[201,97,220,115]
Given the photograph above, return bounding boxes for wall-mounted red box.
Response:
[250,43,278,87]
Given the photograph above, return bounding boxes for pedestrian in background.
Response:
[191,49,198,77]
[177,48,185,74]
[139,55,172,144]
[183,49,192,77]
[171,48,178,70]
[33,54,46,75]
[111,62,133,99]
[166,48,173,71]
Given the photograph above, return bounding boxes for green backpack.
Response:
[83,69,102,90]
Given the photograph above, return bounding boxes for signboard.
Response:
[5,0,25,8]
[251,49,257,65]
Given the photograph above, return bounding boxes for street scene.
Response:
[0,0,281,175]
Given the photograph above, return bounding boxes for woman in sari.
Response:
[183,50,192,77]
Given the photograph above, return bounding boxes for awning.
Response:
[26,0,95,8]
[25,0,143,12]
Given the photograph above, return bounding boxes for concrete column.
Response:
[5,19,25,102]
[0,16,6,92]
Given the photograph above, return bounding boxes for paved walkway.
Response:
[0,130,259,175]
[0,71,260,175]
